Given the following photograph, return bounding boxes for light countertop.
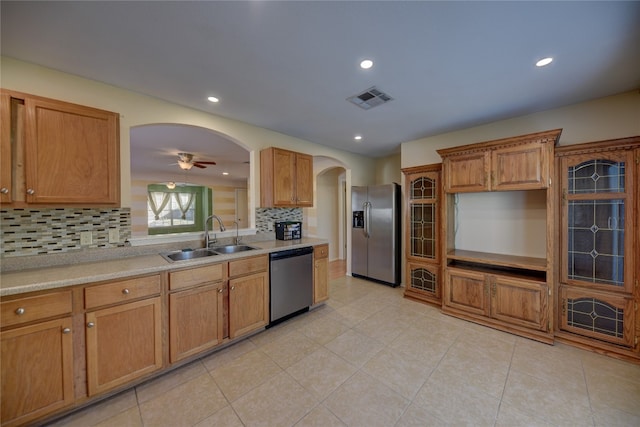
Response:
[0,237,328,297]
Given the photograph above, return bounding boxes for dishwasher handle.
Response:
[269,246,314,261]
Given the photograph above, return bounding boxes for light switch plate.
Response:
[80,231,92,245]
[109,229,119,243]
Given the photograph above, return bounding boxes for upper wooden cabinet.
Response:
[260,147,313,207]
[0,89,120,206]
[438,129,561,193]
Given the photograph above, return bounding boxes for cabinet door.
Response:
[443,152,490,193]
[560,150,635,294]
[1,317,74,427]
[314,257,329,304]
[295,152,314,207]
[0,92,13,204]
[490,276,548,331]
[405,262,441,304]
[86,297,162,396]
[560,286,634,347]
[24,96,119,204]
[443,268,489,316]
[491,142,549,190]
[169,283,225,363]
[229,271,269,339]
[272,148,296,206]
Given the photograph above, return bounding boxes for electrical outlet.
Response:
[80,231,92,246]
[109,229,119,243]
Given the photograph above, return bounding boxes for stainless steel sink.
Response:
[209,244,258,254]
[161,248,219,262]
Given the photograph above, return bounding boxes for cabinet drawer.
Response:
[229,255,268,278]
[85,274,161,309]
[169,263,225,291]
[1,290,72,328]
[314,244,329,260]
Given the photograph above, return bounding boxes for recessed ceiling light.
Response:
[222,172,229,176]
[536,57,553,67]
[207,96,219,103]
[360,59,373,70]
[354,135,362,140]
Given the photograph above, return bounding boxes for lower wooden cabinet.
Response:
[405,262,441,305]
[228,255,269,339]
[313,244,329,304]
[229,271,269,339]
[169,283,225,363]
[444,267,549,334]
[559,286,634,348]
[443,268,489,316]
[85,297,163,396]
[1,317,74,427]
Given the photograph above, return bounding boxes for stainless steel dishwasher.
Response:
[269,246,314,325]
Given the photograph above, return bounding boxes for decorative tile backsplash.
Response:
[255,208,303,232]
[1,208,131,258]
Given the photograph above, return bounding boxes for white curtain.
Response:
[148,191,171,220]
[175,192,195,219]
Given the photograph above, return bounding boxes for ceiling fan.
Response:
[174,152,216,170]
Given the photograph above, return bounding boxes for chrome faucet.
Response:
[204,215,225,247]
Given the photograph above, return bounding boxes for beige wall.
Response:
[375,153,402,185]
[402,90,640,167]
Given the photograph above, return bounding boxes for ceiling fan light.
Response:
[178,160,193,170]
[166,181,176,189]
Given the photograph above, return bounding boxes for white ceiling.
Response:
[2,1,640,165]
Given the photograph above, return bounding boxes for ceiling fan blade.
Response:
[192,163,207,169]
[195,161,217,165]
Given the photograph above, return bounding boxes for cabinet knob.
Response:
[218,288,224,293]
[26,189,35,195]
[231,286,235,290]
[15,307,25,315]
[87,322,95,328]
[0,188,8,194]
[122,288,130,295]
[62,328,71,334]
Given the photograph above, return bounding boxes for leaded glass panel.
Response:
[568,159,625,194]
[411,203,435,258]
[410,268,436,293]
[411,176,435,200]
[568,200,624,286]
[567,297,624,338]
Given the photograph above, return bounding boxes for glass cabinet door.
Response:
[561,151,634,293]
[408,173,438,260]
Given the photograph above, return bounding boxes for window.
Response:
[147,184,212,235]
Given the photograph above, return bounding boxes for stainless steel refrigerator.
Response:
[351,183,401,287]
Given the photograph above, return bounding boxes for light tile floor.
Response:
[48,276,640,427]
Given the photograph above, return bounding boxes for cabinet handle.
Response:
[122,288,130,295]
[218,288,224,293]
[0,188,8,194]
[26,189,35,195]
[62,328,71,334]
[87,322,95,328]
[231,286,235,290]
[15,307,25,315]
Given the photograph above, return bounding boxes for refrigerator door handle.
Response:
[363,201,371,238]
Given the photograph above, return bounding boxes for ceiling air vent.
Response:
[347,86,393,110]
